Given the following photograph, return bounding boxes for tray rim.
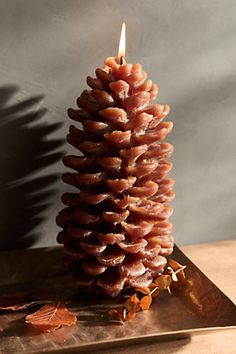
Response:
[26,326,236,354]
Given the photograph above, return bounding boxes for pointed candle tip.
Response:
[118,22,126,60]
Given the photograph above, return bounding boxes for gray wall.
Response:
[0,0,235,250]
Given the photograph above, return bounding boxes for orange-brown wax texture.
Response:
[57,56,174,297]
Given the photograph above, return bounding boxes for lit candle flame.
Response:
[118,22,126,59]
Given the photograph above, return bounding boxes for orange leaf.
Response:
[108,307,125,322]
[108,308,119,317]
[130,293,140,304]
[168,258,184,271]
[124,294,140,313]
[140,295,152,311]
[153,274,172,290]
[25,302,77,332]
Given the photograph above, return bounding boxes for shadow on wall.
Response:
[0,85,64,251]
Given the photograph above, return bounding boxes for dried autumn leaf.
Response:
[168,258,184,271]
[153,274,172,290]
[109,307,124,320]
[130,293,140,305]
[140,294,152,311]
[124,294,140,313]
[108,308,119,318]
[25,302,77,332]
[108,307,125,324]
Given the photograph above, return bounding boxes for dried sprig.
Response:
[108,258,187,324]
[167,259,186,286]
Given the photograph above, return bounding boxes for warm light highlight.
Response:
[118,22,126,59]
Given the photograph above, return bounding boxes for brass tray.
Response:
[0,245,235,353]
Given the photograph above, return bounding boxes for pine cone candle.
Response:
[57,56,175,298]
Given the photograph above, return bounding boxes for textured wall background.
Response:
[0,0,235,250]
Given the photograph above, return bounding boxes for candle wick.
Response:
[120,56,126,65]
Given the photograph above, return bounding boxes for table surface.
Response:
[92,240,236,354]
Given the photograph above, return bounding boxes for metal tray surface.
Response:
[0,245,235,353]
